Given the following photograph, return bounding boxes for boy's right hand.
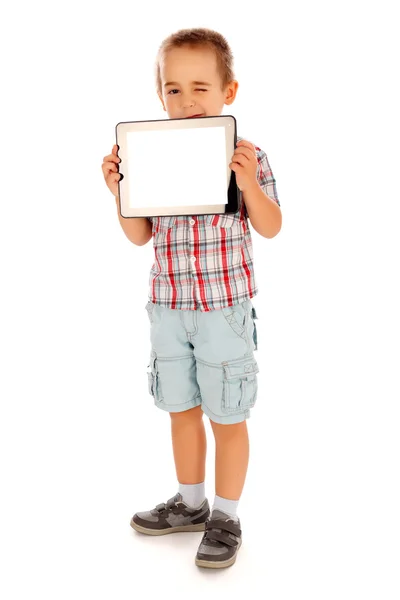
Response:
[101,144,122,198]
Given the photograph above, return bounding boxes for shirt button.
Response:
[190,219,195,226]
[190,256,196,262]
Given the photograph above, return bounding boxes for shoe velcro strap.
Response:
[206,519,241,537]
[205,530,239,547]
[155,503,166,512]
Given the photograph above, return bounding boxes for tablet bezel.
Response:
[115,115,239,218]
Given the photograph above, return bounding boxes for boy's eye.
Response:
[167,88,207,95]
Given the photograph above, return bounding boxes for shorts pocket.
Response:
[147,351,163,403]
[147,350,199,407]
[251,305,258,351]
[147,369,154,396]
[221,355,259,413]
[221,301,247,339]
[145,300,155,323]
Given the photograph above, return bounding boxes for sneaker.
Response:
[130,493,210,536]
[195,509,242,569]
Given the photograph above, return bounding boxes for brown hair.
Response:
[155,28,235,96]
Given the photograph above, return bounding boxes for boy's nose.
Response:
[182,98,195,108]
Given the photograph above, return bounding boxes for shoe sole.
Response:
[195,539,242,569]
[130,518,206,536]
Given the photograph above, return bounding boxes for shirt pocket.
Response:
[152,215,177,232]
[205,213,239,228]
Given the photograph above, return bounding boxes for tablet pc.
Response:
[115,115,239,218]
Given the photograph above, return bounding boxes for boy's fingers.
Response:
[103,153,120,163]
[237,140,256,152]
[103,161,118,173]
[107,173,121,186]
[101,163,117,178]
[234,146,255,161]
[101,146,121,179]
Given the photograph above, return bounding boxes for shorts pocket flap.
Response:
[223,356,259,381]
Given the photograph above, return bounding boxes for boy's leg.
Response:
[130,304,211,536]
[170,404,207,485]
[209,419,249,505]
[130,405,210,536]
[191,299,258,568]
[194,419,247,568]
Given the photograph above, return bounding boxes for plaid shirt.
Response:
[147,137,280,311]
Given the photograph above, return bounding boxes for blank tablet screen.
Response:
[127,126,226,208]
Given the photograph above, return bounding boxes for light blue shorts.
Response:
[145,298,259,424]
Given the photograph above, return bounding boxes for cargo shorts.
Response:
[145,298,259,424]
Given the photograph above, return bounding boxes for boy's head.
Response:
[155,28,239,119]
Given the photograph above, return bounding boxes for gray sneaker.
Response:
[195,509,242,569]
[130,493,210,536]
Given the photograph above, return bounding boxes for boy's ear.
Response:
[224,80,239,106]
[158,91,167,112]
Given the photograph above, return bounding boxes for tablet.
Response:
[115,115,240,218]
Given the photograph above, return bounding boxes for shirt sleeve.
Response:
[242,147,280,220]
[256,149,280,207]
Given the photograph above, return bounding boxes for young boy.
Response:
[101,28,281,569]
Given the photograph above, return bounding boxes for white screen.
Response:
[126,126,227,208]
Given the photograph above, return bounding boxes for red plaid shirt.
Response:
[147,139,280,311]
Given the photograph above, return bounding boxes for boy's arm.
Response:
[243,186,281,238]
[115,196,153,246]
[243,148,281,238]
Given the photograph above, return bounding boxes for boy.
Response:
[101,28,281,569]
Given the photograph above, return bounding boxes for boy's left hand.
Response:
[229,140,258,192]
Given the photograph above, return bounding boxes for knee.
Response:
[170,405,204,424]
[210,419,247,441]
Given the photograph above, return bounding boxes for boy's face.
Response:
[158,45,238,119]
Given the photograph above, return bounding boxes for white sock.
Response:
[212,495,239,521]
[178,482,206,508]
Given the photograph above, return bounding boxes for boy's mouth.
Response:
[187,114,205,118]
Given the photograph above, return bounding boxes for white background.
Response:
[1,1,399,598]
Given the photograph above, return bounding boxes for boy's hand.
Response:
[101,144,122,198]
[229,140,258,192]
